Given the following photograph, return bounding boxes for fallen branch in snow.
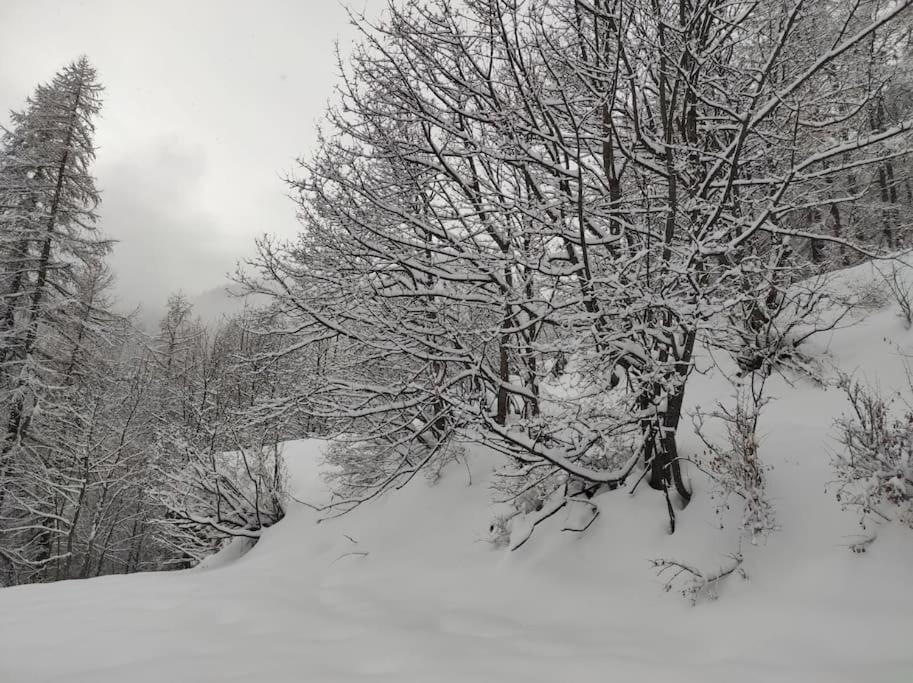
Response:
[289,494,323,512]
[331,551,369,564]
[509,484,569,551]
[460,454,472,487]
[508,486,605,549]
[652,552,746,604]
[561,500,600,533]
[845,531,878,554]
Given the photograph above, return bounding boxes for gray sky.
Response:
[0,0,376,311]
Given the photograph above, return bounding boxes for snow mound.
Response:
[2,263,913,682]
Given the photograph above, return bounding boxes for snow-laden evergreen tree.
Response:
[0,57,112,584]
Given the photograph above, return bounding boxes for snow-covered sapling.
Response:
[834,374,913,534]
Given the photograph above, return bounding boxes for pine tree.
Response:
[0,57,110,583]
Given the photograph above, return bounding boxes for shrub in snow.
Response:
[693,375,776,541]
[320,428,459,517]
[834,374,913,532]
[851,277,891,312]
[652,376,772,603]
[156,429,288,561]
[875,262,913,329]
[721,274,842,384]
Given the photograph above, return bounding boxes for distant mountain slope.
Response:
[191,285,254,323]
[130,284,268,332]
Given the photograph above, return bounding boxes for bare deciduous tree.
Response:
[244,0,913,542]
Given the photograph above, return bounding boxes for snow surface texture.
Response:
[2,263,913,682]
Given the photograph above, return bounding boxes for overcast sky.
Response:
[0,0,376,312]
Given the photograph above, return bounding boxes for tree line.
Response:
[0,60,303,585]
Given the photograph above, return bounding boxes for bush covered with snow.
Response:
[693,376,776,541]
[155,431,288,561]
[834,374,913,531]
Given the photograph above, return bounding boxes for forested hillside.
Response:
[0,62,297,581]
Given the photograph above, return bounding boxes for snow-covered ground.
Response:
[2,263,913,683]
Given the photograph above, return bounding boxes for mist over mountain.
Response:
[129,284,264,333]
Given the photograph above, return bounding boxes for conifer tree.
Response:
[0,57,110,583]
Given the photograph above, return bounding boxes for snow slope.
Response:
[2,263,913,683]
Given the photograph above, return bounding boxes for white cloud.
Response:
[0,0,378,306]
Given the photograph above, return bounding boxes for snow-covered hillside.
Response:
[1,263,913,683]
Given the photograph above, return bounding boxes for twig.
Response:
[289,494,323,511]
[331,551,369,564]
[652,552,745,604]
[461,454,472,487]
[628,464,652,495]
